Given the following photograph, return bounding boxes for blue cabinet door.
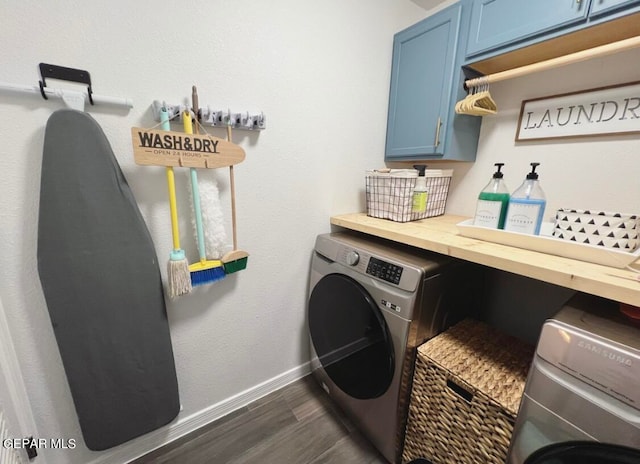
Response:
[385,5,461,159]
[466,0,589,57]
[590,0,640,16]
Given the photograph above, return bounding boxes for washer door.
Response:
[308,273,394,400]
[523,441,640,464]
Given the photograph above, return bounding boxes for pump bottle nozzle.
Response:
[527,162,540,180]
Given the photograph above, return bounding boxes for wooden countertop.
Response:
[330,213,640,307]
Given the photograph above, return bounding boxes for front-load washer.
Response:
[307,232,480,463]
[507,293,640,464]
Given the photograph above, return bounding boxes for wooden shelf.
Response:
[330,213,640,307]
[467,12,640,75]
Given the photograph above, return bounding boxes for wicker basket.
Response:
[402,319,534,464]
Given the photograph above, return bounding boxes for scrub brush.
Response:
[161,107,192,297]
[183,110,226,286]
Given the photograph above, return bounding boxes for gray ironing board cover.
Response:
[37,109,179,451]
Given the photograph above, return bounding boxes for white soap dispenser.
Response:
[504,162,546,235]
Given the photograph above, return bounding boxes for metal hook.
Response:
[39,80,48,100]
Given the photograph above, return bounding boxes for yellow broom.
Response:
[161,107,192,297]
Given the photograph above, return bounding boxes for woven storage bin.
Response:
[365,169,453,223]
[402,319,533,464]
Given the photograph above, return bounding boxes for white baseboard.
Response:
[86,362,311,464]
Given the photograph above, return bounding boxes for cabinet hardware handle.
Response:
[434,117,442,148]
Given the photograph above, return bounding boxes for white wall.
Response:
[4,2,639,463]
[0,296,37,464]
[0,2,426,463]
[440,47,640,219]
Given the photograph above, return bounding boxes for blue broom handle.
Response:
[190,167,206,261]
[183,112,207,262]
[160,108,171,131]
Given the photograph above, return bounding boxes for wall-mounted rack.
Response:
[0,63,133,111]
[151,100,265,131]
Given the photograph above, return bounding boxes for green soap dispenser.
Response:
[412,164,428,214]
[473,163,510,229]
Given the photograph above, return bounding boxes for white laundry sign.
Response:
[516,81,640,141]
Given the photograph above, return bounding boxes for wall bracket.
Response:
[0,63,133,111]
[39,63,94,105]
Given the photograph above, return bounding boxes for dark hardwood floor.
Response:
[131,375,388,464]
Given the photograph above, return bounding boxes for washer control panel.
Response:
[366,257,403,285]
[316,233,426,293]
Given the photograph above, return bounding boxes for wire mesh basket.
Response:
[402,319,533,464]
[365,169,453,223]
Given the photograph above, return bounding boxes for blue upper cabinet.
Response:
[385,1,481,161]
[386,8,458,158]
[465,0,640,63]
[590,0,640,16]
[466,0,589,58]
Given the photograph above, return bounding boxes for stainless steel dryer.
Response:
[507,293,640,464]
[307,232,479,463]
